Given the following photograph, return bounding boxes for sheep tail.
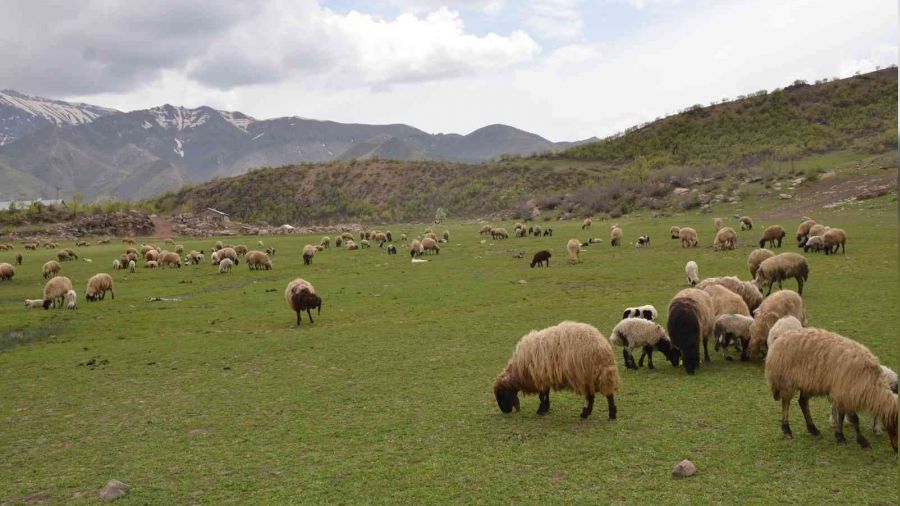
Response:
[598,364,620,397]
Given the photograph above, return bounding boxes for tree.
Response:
[624,155,650,184]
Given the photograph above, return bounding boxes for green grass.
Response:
[0,205,896,503]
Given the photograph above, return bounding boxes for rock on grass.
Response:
[98,480,129,502]
[671,459,696,478]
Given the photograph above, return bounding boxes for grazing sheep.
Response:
[345,241,359,251]
[174,245,184,254]
[266,247,276,257]
[245,250,272,270]
[747,248,775,279]
[302,244,317,265]
[42,276,73,309]
[24,299,44,309]
[530,250,551,268]
[15,253,22,265]
[714,217,723,231]
[128,260,136,273]
[159,251,182,268]
[65,289,77,310]
[713,314,755,361]
[24,243,37,250]
[701,283,751,318]
[582,217,592,229]
[492,321,620,419]
[796,219,817,244]
[145,249,160,262]
[543,227,553,237]
[387,244,397,255]
[217,247,239,265]
[531,225,542,237]
[754,252,809,295]
[234,245,249,256]
[422,237,440,254]
[831,366,898,437]
[822,228,847,255]
[695,276,764,312]
[802,235,825,253]
[0,262,15,281]
[713,227,737,250]
[666,288,716,374]
[112,259,122,270]
[373,232,388,246]
[141,244,156,257]
[670,226,681,239]
[766,315,804,350]
[515,227,527,238]
[635,235,650,248]
[610,226,622,247]
[335,237,343,248]
[341,232,354,241]
[566,239,581,264]
[740,216,753,230]
[42,260,61,280]
[480,224,493,235]
[164,238,175,245]
[491,228,509,240]
[400,233,408,242]
[217,258,233,273]
[320,236,331,249]
[187,250,205,265]
[748,290,806,360]
[386,231,393,242]
[409,239,424,257]
[622,305,658,321]
[284,278,321,326]
[766,328,897,452]
[57,250,72,262]
[85,273,114,301]
[145,260,159,269]
[808,223,828,238]
[257,240,265,247]
[442,231,450,241]
[610,318,680,370]
[678,227,699,248]
[759,225,786,248]
[360,239,371,249]
[685,261,699,286]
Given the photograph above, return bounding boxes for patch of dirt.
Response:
[151,215,174,238]
[757,170,896,220]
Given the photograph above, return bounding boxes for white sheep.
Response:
[24,299,44,309]
[218,258,234,273]
[128,260,136,273]
[112,259,122,270]
[622,304,657,321]
[713,314,755,361]
[685,261,699,286]
[65,289,77,310]
[610,318,680,370]
[766,315,803,350]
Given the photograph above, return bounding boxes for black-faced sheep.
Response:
[713,227,737,251]
[678,227,698,248]
[747,248,775,279]
[685,260,699,286]
[492,321,620,419]
[530,250,551,268]
[42,276,73,309]
[766,327,897,452]
[759,225,786,248]
[610,225,622,247]
[610,318,680,369]
[335,237,343,248]
[284,278,322,327]
[85,273,114,301]
[42,260,61,280]
[713,314,755,361]
[566,239,580,264]
[670,226,681,239]
[695,276,764,313]
[622,304,657,321]
[386,231,393,242]
[822,228,846,255]
[667,288,716,374]
[796,219,817,244]
[582,217,592,229]
[748,289,805,360]
[387,244,397,255]
[302,244,317,265]
[740,216,753,231]
[753,252,809,295]
[409,239,424,258]
[543,227,553,237]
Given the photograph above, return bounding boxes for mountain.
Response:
[0,89,118,146]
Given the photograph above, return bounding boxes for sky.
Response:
[0,0,896,141]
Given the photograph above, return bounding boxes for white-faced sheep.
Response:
[713,314,755,361]
[766,327,897,452]
[159,251,182,268]
[217,258,233,273]
[530,250,551,268]
[302,244,317,265]
[409,239,424,257]
[667,288,716,374]
[42,276,73,309]
[0,263,14,281]
[830,366,897,437]
[713,227,737,251]
[622,304,658,321]
[766,315,803,350]
[566,239,581,264]
[740,216,753,231]
[795,219,817,245]
[492,321,620,419]
[685,260,699,286]
[245,250,272,270]
[747,248,775,279]
[112,259,122,270]
[42,260,61,280]
[85,273,114,301]
[678,227,699,248]
[670,225,681,239]
[284,278,322,326]
[422,237,440,254]
[582,217,592,230]
[695,276,764,313]
[822,228,847,255]
[759,225,786,248]
[610,318,680,370]
[610,225,622,247]
[753,252,809,296]
[748,289,805,360]
[714,217,723,231]
[128,260,136,273]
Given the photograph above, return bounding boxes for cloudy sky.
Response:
[1,0,896,141]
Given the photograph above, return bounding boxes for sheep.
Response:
[128,260,136,273]
[345,241,359,251]
[164,238,175,245]
[543,227,553,237]
[830,366,898,437]
[713,227,737,251]
[0,262,15,281]
[492,321,620,419]
[713,314,755,361]
[765,327,897,452]
[112,259,122,270]
[400,233,407,242]
[740,216,753,230]
[714,217,723,231]
[245,250,272,270]
[85,273,114,301]
[257,240,265,247]
[796,219,817,244]
[807,223,828,238]
[65,289,77,310]
[187,251,204,265]
[610,225,622,247]
[159,251,182,268]
[442,231,450,241]
[530,250,551,268]
[387,244,397,255]
[359,239,371,249]
[284,278,321,326]
[802,235,825,253]
[266,247,276,257]
[622,304,658,321]
[766,315,803,350]
[24,243,37,250]
[341,232,354,241]
[531,225,542,237]
[754,252,809,295]
[174,244,184,254]
[234,245,249,256]
[701,283,751,318]
[666,288,716,374]
[407,239,422,258]
[759,225,786,248]
[145,260,158,269]
[670,226,681,239]
[747,248,775,279]
[335,237,343,248]
[24,299,44,309]
[566,239,581,264]
[685,261,699,286]
[515,227,527,238]
[145,249,160,262]
[635,235,650,248]
[42,260,61,280]
[678,227,699,248]
[57,250,72,262]
[422,237,440,255]
[386,231,393,242]
[748,290,806,360]
[695,276,764,312]
[217,247,239,265]
[141,244,156,257]
[490,228,509,240]
[320,236,331,249]
[15,253,22,265]
[822,228,847,255]
[582,217,592,229]
[217,258,233,273]
[610,318,680,370]
[302,244,317,265]
[42,276,73,309]
[373,232,388,246]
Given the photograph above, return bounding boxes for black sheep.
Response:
[530,250,551,268]
[291,289,322,326]
[387,244,397,255]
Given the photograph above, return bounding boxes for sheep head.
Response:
[492,372,520,414]
[655,338,681,367]
[42,299,52,310]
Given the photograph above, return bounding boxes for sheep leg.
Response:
[702,337,711,363]
[796,277,803,296]
[295,310,302,327]
[873,416,883,436]
[834,410,847,444]
[622,349,636,369]
[781,397,793,438]
[605,395,616,420]
[306,308,314,324]
[798,393,819,436]
[847,413,870,448]
[580,394,594,419]
[537,390,550,416]
[740,338,750,361]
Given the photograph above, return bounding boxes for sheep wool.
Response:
[42,276,73,309]
[610,318,679,370]
[0,262,15,281]
[747,248,775,279]
[701,284,750,318]
[566,239,581,264]
[666,288,715,374]
[42,260,61,280]
[678,227,698,248]
[695,276,764,313]
[85,273,115,301]
[753,252,809,295]
[766,315,803,349]
[685,260,699,286]
[422,237,440,254]
[759,225,786,248]
[492,321,620,419]
[748,289,805,359]
[713,227,737,251]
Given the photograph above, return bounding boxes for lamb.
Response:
[566,239,581,264]
[753,252,809,295]
[635,235,650,248]
[159,251,182,268]
[42,260,61,279]
[666,288,716,374]
[796,219,817,244]
[217,258,233,273]
[24,299,44,309]
[713,314,755,361]
[145,260,159,268]
[422,237,440,254]
[531,225,542,237]
[480,224,493,235]
[695,276,764,312]
[217,247,239,265]
[65,289,77,310]
[748,289,806,360]
[320,236,331,249]
[284,278,321,326]
[713,227,737,251]
[610,225,622,247]
[42,276,73,309]
[830,366,898,437]
[678,227,698,248]
[245,250,272,270]
[490,228,509,240]
[802,235,825,253]
[442,231,450,241]
[302,244,317,265]
[766,315,803,349]
[610,318,680,370]
[747,248,775,279]
[759,225,786,248]
[670,226,681,239]
[128,260,136,273]
[85,273,115,301]
[409,239,424,257]
[387,244,397,255]
[112,259,122,270]
[714,217,723,231]
[15,253,22,265]
[822,228,847,255]
[492,321,620,419]
[530,250,551,268]
[685,260,699,286]
[622,304,658,321]
[765,327,897,452]
[582,217,592,229]
[542,227,553,237]
[740,216,753,231]
[0,262,15,281]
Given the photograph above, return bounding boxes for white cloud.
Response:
[524,0,583,40]
[384,0,507,15]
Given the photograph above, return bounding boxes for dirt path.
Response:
[757,170,896,220]
[150,215,175,238]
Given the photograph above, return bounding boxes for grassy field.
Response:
[0,196,897,503]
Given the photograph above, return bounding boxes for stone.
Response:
[98,480,129,502]
[672,187,690,195]
[671,459,696,478]
[779,193,793,200]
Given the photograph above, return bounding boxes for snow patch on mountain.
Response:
[0,89,116,126]
[219,110,255,132]
[174,138,184,158]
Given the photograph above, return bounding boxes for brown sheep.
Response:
[667,288,716,374]
[217,247,239,265]
[42,276,73,309]
[610,225,622,247]
[302,244,317,265]
[145,249,160,262]
[234,245,249,256]
[0,262,15,281]
[701,284,751,318]
[85,273,115,301]
[747,248,775,279]
[42,260,61,280]
[246,250,272,270]
[796,219,817,244]
[678,227,698,248]
[754,252,809,295]
[490,228,509,240]
[759,225,786,248]
[740,216,753,231]
[145,260,159,269]
[566,239,581,264]
[695,276,763,313]
[159,251,182,268]
[748,289,805,359]
[822,228,847,255]
[766,327,897,452]
[808,223,828,237]
[713,227,737,251]
[479,224,493,235]
[15,253,22,265]
[530,250,551,268]
[422,237,440,254]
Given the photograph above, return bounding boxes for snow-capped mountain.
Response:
[0,89,118,146]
